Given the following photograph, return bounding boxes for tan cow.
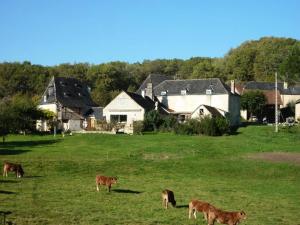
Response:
[3,162,24,178]
[207,207,246,225]
[161,189,176,209]
[189,199,214,221]
[95,175,117,192]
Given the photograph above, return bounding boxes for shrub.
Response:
[174,116,230,136]
[144,110,162,131]
[159,115,178,132]
[133,121,144,135]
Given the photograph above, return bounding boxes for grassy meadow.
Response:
[1,125,300,225]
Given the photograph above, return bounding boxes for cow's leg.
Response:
[193,210,197,219]
[96,183,99,192]
[108,185,111,192]
[188,207,192,219]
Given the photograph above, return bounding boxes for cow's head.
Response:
[111,177,117,184]
[238,211,246,220]
[18,165,25,178]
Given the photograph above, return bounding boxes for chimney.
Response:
[145,82,153,100]
[284,81,288,89]
[230,80,235,94]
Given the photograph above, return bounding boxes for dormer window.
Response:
[161,91,167,96]
[64,92,71,97]
[181,90,187,95]
[206,89,212,95]
[60,81,67,86]
[74,83,82,88]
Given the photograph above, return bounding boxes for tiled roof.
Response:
[154,78,230,96]
[54,77,97,108]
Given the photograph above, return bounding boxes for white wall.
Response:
[38,103,57,114]
[157,94,229,113]
[281,94,300,107]
[103,92,145,125]
[295,102,300,121]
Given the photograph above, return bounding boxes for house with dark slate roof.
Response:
[103,90,168,133]
[37,77,102,132]
[151,78,240,126]
[296,99,300,122]
[240,81,300,122]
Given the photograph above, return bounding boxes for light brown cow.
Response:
[207,207,246,225]
[161,189,176,209]
[188,199,214,221]
[3,162,24,178]
[95,175,117,192]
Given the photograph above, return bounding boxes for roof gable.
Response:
[136,74,171,95]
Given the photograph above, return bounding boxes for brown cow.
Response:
[95,175,117,192]
[3,162,24,178]
[189,199,215,221]
[161,189,176,209]
[207,207,246,225]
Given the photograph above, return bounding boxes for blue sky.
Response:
[0,0,299,66]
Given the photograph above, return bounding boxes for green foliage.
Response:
[159,115,178,132]
[132,121,144,135]
[241,90,267,119]
[144,110,162,131]
[174,116,230,136]
[0,37,299,107]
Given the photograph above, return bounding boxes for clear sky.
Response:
[0,0,299,66]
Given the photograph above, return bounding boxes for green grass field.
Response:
[1,126,300,225]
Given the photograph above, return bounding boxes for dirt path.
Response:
[247,152,300,165]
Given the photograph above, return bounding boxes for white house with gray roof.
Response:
[151,78,240,126]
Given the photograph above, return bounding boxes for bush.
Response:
[133,121,144,135]
[174,116,230,136]
[159,115,178,132]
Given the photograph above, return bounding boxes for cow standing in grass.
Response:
[95,175,117,192]
[3,162,24,178]
[161,189,176,209]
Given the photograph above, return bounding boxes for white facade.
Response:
[103,92,146,132]
[295,101,300,122]
[157,93,240,126]
[280,94,300,107]
[38,103,57,114]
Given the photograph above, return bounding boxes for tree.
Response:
[0,98,14,143]
[241,91,266,120]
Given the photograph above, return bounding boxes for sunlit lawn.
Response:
[1,125,300,225]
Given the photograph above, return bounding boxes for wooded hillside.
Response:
[1,37,299,106]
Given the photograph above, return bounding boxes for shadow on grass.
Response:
[0,180,20,183]
[176,204,189,208]
[0,190,16,194]
[112,189,143,194]
[23,175,43,179]
[0,149,31,155]
[0,139,61,148]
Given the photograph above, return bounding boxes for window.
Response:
[43,95,47,102]
[161,91,167,96]
[181,90,187,95]
[199,109,204,115]
[178,114,185,123]
[206,89,212,95]
[110,115,127,123]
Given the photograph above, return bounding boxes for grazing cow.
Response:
[207,207,246,225]
[161,189,176,209]
[3,162,24,178]
[189,199,215,221]
[95,175,117,192]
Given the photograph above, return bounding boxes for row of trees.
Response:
[1,37,299,107]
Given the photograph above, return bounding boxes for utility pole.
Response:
[275,72,278,132]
